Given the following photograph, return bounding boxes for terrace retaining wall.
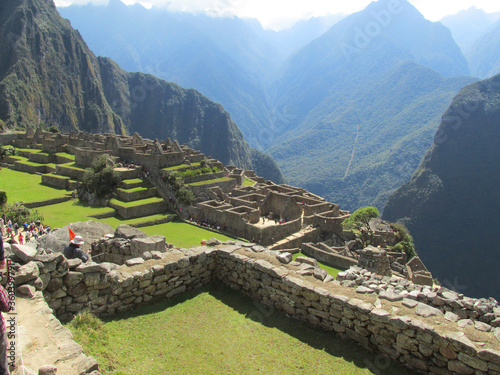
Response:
[17,245,500,374]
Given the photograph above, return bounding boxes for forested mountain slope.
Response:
[384,74,500,299]
[0,0,285,182]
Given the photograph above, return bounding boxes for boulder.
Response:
[37,221,114,253]
[114,225,147,240]
[14,261,40,284]
[11,243,38,263]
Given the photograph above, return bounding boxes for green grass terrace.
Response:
[67,283,414,375]
[187,177,232,186]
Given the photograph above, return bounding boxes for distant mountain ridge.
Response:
[0,0,285,183]
[383,74,500,299]
[441,7,500,79]
[56,0,476,211]
[267,0,474,210]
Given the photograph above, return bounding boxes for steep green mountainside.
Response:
[383,74,500,299]
[0,0,124,134]
[466,19,500,79]
[58,1,276,149]
[58,2,345,151]
[440,7,500,55]
[268,0,474,210]
[270,62,474,210]
[0,0,285,182]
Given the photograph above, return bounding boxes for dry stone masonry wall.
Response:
[13,239,500,375]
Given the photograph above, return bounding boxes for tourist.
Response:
[63,236,89,263]
[18,233,23,245]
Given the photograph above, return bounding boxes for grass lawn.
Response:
[36,200,114,228]
[162,164,190,171]
[67,284,413,375]
[99,213,173,229]
[187,177,232,186]
[242,178,256,186]
[293,252,344,279]
[140,220,236,248]
[54,152,75,160]
[0,168,69,203]
[109,197,164,208]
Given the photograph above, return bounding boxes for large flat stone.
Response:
[11,243,38,263]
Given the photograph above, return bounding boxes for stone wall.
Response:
[115,187,157,202]
[14,244,500,374]
[109,199,168,219]
[91,235,167,265]
[302,242,358,270]
[42,174,70,189]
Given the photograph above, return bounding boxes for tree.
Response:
[342,206,380,230]
[176,187,195,206]
[390,222,417,259]
[81,154,121,198]
[1,203,44,225]
[0,146,16,163]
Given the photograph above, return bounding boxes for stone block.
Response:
[130,236,166,257]
[11,243,38,263]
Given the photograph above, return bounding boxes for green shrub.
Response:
[176,186,195,205]
[342,206,380,230]
[48,125,59,133]
[0,146,17,162]
[0,203,44,225]
[390,222,416,259]
[0,191,6,206]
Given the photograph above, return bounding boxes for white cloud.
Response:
[54,0,500,29]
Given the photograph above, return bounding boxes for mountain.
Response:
[383,74,500,299]
[57,2,345,150]
[58,2,275,149]
[466,19,500,79]
[440,7,500,55]
[0,0,285,182]
[267,0,474,211]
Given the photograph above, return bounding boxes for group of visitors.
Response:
[190,217,226,232]
[0,218,50,245]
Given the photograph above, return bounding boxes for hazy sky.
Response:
[54,0,500,30]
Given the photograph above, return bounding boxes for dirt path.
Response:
[16,294,90,374]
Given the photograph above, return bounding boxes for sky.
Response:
[53,0,500,30]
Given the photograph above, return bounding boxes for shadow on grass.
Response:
[100,282,416,375]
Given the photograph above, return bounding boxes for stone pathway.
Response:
[14,294,99,375]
